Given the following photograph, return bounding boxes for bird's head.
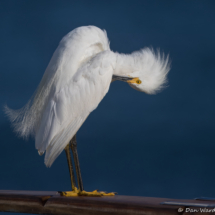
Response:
[113,48,170,94]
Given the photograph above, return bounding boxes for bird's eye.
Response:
[136,79,142,84]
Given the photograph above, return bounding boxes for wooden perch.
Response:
[0,190,214,215]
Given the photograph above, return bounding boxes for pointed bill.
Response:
[112,75,141,84]
[112,75,133,82]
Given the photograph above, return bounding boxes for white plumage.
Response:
[5,26,170,167]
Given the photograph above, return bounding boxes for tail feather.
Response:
[4,102,33,138]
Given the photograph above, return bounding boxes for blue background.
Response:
[1,1,215,214]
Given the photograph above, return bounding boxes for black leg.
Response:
[64,144,76,191]
[61,135,115,197]
[70,135,84,191]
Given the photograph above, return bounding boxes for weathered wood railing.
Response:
[0,190,214,215]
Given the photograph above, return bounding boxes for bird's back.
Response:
[5,26,110,148]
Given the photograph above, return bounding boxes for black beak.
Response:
[112,75,133,82]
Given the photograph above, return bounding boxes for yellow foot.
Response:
[59,187,79,197]
[79,190,115,197]
[59,187,115,197]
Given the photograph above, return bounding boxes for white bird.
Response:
[5,26,170,196]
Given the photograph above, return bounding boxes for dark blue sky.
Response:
[1,1,215,212]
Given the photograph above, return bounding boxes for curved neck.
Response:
[114,53,133,76]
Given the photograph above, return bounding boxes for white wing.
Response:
[5,26,110,140]
[36,51,115,167]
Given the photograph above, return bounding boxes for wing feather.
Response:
[45,113,88,167]
[36,51,115,167]
[5,26,110,140]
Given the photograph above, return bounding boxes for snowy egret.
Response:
[5,26,170,196]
